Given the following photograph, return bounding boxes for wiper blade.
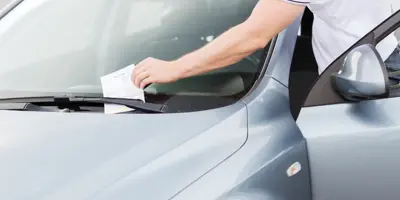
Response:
[0,96,168,113]
[0,102,57,112]
[83,97,168,113]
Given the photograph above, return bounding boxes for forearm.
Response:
[171,0,305,79]
[175,22,269,78]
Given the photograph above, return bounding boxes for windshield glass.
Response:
[0,0,265,103]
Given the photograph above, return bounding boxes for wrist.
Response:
[172,56,199,79]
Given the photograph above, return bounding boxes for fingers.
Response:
[131,57,160,88]
[140,76,152,89]
[135,57,153,71]
[133,64,147,80]
[132,60,148,80]
[134,70,150,88]
[132,57,153,87]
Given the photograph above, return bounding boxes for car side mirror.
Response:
[331,44,390,101]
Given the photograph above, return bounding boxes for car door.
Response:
[296,10,400,200]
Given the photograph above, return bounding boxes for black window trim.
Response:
[300,10,400,108]
[0,0,23,20]
[242,37,277,99]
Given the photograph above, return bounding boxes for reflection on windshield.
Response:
[0,0,262,98]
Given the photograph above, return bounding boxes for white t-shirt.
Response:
[285,0,399,74]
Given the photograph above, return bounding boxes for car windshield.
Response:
[0,0,266,110]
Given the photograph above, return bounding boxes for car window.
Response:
[0,0,265,103]
[377,26,400,91]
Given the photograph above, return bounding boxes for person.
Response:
[132,0,400,89]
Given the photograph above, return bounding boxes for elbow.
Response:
[253,33,271,50]
[241,22,272,51]
[251,28,273,50]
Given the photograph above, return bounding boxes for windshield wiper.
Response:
[0,96,168,113]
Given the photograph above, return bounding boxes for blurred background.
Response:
[0,0,9,8]
[393,1,400,40]
[0,0,397,44]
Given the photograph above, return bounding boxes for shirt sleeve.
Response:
[282,0,310,5]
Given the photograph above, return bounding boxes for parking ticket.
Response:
[100,64,145,114]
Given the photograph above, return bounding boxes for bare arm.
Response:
[133,0,306,88]
[176,0,306,78]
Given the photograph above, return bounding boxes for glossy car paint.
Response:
[2,0,398,200]
[332,44,390,99]
[174,78,310,200]
[0,0,309,200]
[298,97,400,200]
[0,103,248,200]
[297,10,400,200]
[173,13,309,200]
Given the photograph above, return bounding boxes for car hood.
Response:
[0,103,248,200]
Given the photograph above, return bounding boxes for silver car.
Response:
[0,0,400,200]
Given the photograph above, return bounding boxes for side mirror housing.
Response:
[331,44,390,101]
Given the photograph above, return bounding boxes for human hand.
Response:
[131,57,185,89]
